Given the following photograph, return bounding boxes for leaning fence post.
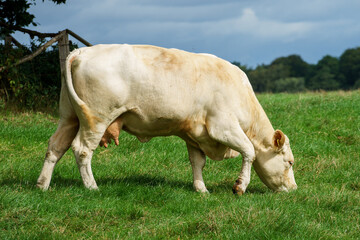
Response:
[58,30,70,76]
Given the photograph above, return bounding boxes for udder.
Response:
[100,118,123,148]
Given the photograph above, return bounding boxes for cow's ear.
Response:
[273,130,285,150]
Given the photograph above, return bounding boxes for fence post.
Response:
[4,36,12,57]
[58,30,70,76]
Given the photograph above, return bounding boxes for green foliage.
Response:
[0,91,359,239]
[307,55,344,91]
[0,40,78,110]
[354,79,360,89]
[247,64,290,92]
[271,54,309,78]
[0,0,68,110]
[0,44,27,100]
[0,42,59,109]
[236,48,360,92]
[307,67,340,91]
[0,0,66,36]
[339,47,360,88]
[0,0,35,36]
[273,77,305,93]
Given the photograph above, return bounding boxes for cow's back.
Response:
[70,44,259,134]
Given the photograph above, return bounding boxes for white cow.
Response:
[37,44,297,194]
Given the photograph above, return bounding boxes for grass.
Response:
[0,91,359,239]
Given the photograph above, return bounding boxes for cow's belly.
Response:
[119,110,231,161]
[121,110,183,137]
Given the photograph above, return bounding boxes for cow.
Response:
[36,44,297,194]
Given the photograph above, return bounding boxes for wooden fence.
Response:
[1,28,92,75]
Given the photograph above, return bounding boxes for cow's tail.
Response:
[65,49,98,131]
[65,49,85,107]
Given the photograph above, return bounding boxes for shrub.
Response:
[273,77,306,93]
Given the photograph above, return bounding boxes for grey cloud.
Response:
[13,0,360,67]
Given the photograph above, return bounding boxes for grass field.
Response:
[0,91,359,239]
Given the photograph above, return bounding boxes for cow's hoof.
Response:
[86,185,99,190]
[36,178,49,191]
[197,189,209,194]
[195,187,209,194]
[36,184,49,191]
[194,180,208,193]
[232,184,244,196]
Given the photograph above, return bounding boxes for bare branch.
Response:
[0,32,65,72]
[0,21,58,38]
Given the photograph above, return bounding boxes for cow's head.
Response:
[253,130,297,192]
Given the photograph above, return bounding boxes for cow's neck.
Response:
[246,102,274,153]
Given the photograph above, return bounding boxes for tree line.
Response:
[232,47,360,93]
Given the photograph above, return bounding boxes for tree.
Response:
[0,0,67,108]
[248,64,290,92]
[308,55,343,90]
[0,0,66,36]
[273,77,305,93]
[339,47,360,89]
[247,65,269,92]
[271,54,309,78]
[307,66,340,90]
[317,55,339,74]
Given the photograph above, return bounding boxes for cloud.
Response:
[203,8,316,42]
[11,0,360,67]
[94,6,318,45]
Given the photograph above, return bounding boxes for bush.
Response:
[0,40,77,110]
[354,79,360,89]
[273,77,306,93]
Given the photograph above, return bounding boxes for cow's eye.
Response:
[288,160,294,166]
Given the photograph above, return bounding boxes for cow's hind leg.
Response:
[37,118,79,190]
[71,124,110,190]
[207,115,255,195]
[186,143,208,193]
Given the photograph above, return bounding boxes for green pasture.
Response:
[0,91,359,239]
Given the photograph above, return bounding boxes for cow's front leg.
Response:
[186,143,208,193]
[207,115,255,195]
[232,150,255,195]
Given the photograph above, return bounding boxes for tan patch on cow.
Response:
[195,57,234,84]
[80,104,102,132]
[150,48,184,72]
[135,45,183,71]
[70,58,80,75]
[214,61,232,82]
[68,54,77,65]
[179,119,193,132]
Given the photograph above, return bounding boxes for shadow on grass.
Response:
[207,180,268,195]
[97,174,194,192]
[0,174,267,195]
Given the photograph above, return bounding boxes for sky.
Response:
[12,0,360,67]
